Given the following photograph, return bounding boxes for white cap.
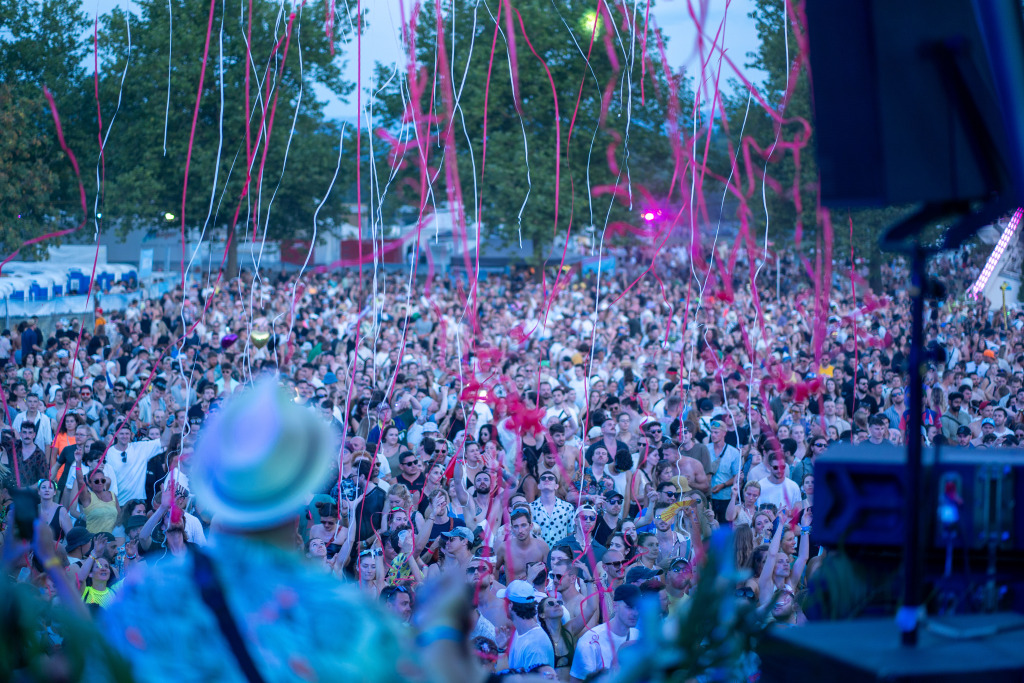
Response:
[496,580,546,604]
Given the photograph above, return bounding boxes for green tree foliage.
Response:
[372,0,691,262]
[0,0,90,257]
[725,0,895,292]
[0,85,60,259]
[92,0,356,274]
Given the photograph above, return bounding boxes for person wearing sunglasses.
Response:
[74,445,120,535]
[598,549,627,592]
[380,584,414,624]
[790,437,825,491]
[553,505,607,570]
[104,420,165,504]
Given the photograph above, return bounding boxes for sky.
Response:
[330,0,763,119]
[83,0,765,121]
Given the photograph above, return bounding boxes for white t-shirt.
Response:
[104,439,164,502]
[756,476,802,511]
[508,624,555,671]
[570,624,640,680]
[12,411,53,452]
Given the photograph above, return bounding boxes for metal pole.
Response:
[900,245,927,647]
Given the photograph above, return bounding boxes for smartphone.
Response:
[11,488,41,542]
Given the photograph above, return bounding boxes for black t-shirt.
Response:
[55,445,79,490]
[594,516,616,547]
[354,486,387,542]
[396,473,426,499]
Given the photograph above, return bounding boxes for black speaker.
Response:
[814,445,1024,553]
[806,0,1024,209]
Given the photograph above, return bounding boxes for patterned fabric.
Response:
[530,498,576,548]
[386,553,413,586]
[101,533,416,683]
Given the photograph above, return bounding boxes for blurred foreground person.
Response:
[100,380,466,683]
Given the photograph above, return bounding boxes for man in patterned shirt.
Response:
[101,382,415,683]
[530,471,575,547]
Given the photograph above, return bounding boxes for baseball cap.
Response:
[422,422,439,433]
[497,579,547,604]
[956,425,972,436]
[982,418,996,427]
[603,490,624,503]
[440,526,475,543]
[612,583,642,607]
[625,566,660,584]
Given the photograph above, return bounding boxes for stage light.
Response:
[164,212,176,221]
[967,207,1023,299]
[643,212,655,222]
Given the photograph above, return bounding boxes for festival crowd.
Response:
[0,240,1018,680]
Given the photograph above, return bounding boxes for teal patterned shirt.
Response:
[101,533,416,683]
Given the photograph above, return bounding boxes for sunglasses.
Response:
[401,461,418,467]
[466,565,487,575]
[604,560,623,568]
[579,515,596,522]
[607,498,623,505]
[813,442,828,448]
[91,477,107,485]
[663,492,680,500]
[539,475,557,482]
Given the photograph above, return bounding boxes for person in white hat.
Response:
[499,579,554,671]
[100,380,414,683]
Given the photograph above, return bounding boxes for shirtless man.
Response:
[467,551,511,651]
[666,443,709,493]
[548,546,601,636]
[495,508,550,581]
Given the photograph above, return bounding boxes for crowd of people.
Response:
[0,238,1018,680]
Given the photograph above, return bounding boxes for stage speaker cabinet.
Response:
[814,445,1023,552]
[805,0,1024,209]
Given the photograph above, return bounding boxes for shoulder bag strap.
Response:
[192,549,267,683]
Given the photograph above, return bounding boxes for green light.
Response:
[580,9,603,36]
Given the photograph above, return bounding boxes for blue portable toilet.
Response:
[67,268,92,294]
[96,267,115,291]
[7,276,29,301]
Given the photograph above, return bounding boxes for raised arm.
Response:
[792,508,812,584]
[758,512,787,605]
[725,477,742,522]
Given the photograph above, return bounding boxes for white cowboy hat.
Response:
[191,379,336,531]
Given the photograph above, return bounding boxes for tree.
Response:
[0,0,91,257]
[0,85,60,259]
[724,0,894,292]
[372,0,692,264]
[92,0,357,275]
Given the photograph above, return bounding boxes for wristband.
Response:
[43,556,62,570]
[415,625,463,648]
[800,525,811,534]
